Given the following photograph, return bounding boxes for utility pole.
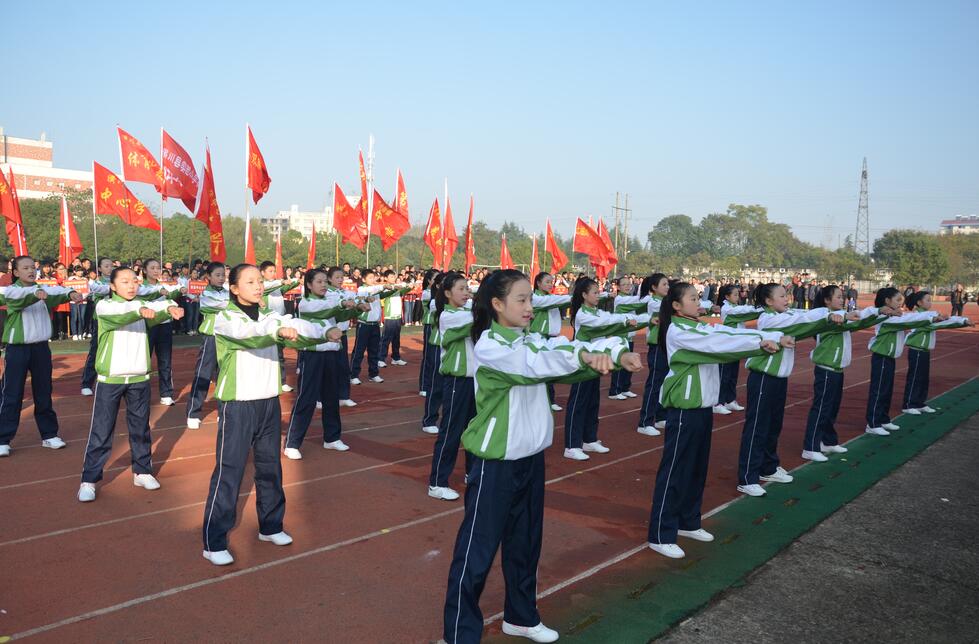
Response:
[611,192,632,272]
[854,157,870,256]
[623,193,630,261]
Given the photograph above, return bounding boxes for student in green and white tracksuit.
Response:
[715,284,764,414]
[637,272,671,435]
[81,257,115,395]
[900,290,972,416]
[138,259,183,406]
[0,256,83,457]
[200,264,332,567]
[427,272,476,501]
[77,266,184,502]
[802,284,891,461]
[530,271,572,411]
[647,281,787,559]
[609,276,648,398]
[261,261,302,389]
[442,269,641,644]
[186,262,230,429]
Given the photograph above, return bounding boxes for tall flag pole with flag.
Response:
[394,169,410,269]
[274,235,284,278]
[500,233,514,270]
[117,126,163,261]
[307,222,317,269]
[246,125,272,204]
[93,162,161,231]
[194,142,226,262]
[530,234,540,277]
[161,130,200,260]
[573,217,609,275]
[0,168,28,255]
[596,218,618,278]
[59,195,83,266]
[423,197,443,269]
[441,185,458,270]
[464,194,477,273]
[359,137,375,267]
[545,218,567,274]
[333,183,367,250]
[371,188,410,250]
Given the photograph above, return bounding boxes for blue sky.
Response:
[5,1,977,246]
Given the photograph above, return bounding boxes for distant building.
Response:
[259,204,333,241]
[0,127,93,198]
[939,215,979,235]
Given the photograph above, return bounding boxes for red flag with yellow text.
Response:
[194,145,227,262]
[424,198,443,269]
[371,189,410,251]
[307,222,317,269]
[0,169,28,255]
[442,195,458,270]
[247,125,272,204]
[464,195,477,273]
[530,235,540,277]
[93,162,161,230]
[545,218,567,274]
[59,195,83,266]
[333,183,367,250]
[117,127,163,192]
[161,130,199,212]
[500,233,514,270]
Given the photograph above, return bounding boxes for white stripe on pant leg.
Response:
[424,350,440,421]
[283,353,308,449]
[79,382,100,482]
[656,410,683,544]
[809,371,828,453]
[904,351,919,409]
[187,340,208,422]
[566,383,583,448]
[433,379,457,486]
[741,375,765,485]
[454,459,486,643]
[0,353,9,434]
[640,348,658,425]
[871,357,886,425]
[204,403,229,552]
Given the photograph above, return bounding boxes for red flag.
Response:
[500,233,514,270]
[161,130,199,212]
[274,236,284,278]
[464,195,477,273]
[194,145,227,262]
[93,162,161,230]
[333,183,367,250]
[424,198,443,269]
[117,127,163,192]
[572,217,607,264]
[597,218,618,268]
[371,189,411,250]
[530,235,540,277]
[244,219,256,264]
[306,222,317,269]
[59,195,83,266]
[545,218,568,274]
[0,169,28,255]
[358,151,369,232]
[442,195,458,269]
[394,169,409,218]
[246,125,271,204]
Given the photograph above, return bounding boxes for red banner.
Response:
[333,183,367,250]
[371,189,410,250]
[161,129,199,212]
[188,280,208,295]
[247,125,272,204]
[424,198,443,269]
[117,127,163,192]
[93,162,161,230]
[194,145,226,262]
[63,277,89,294]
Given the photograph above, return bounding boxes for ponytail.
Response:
[875,287,900,308]
[639,272,667,299]
[470,269,528,344]
[570,277,597,328]
[436,271,466,324]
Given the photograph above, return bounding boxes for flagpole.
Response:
[245,123,250,264]
[364,134,374,269]
[442,178,448,270]
[159,194,165,260]
[90,162,99,260]
[158,128,165,261]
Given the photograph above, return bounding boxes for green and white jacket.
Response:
[530,291,571,337]
[661,316,783,409]
[902,311,969,352]
[573,305,650,343]
[87,276,113,304]
[427,298,442,347]
[2,280,76,344]
[614,294,650,341]
[745,307,841,378]
[198,286,229,335]
[720,302,763,329]
[213,302,333,401]
[94,295,175,384]
[357,284,409,323]
[325,286,357,332]
[263,279,300,316]
[297,292,360,352]
[439,304,475,377]
[421,290,435,325]
[810,307,884,372]
[645,296,664,345]
[462,323,628,460]
[137,282,181,327]
[868,310,939,358]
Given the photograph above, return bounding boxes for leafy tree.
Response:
[873,230,949,285]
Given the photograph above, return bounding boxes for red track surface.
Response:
[1,302,976,642]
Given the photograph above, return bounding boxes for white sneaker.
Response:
[160,397,175,406]
[622,391,638,398]
[582,441,610,453]
[428,486,460,501]
[258,531,293,546]
[369,376,384,383]
[339,399,357,407]
[654,420,666,430]
[350,378,362,385]
[422,425,440,435]
[737,483,766,497]
[920,405,937,413]
[323,440,349,451]
[501,621,559,643]
[392,360,408,366]
[882,422,900,431]
[283,447,303,460]
[316,401,323,410]
[760,466,793,483]
[77,482,96,502]
[712,404,732,415]
[725,401,745,411]
[608,393,627,400]
[901,408,921,415]
[81,387,94,396]
[563,448,590,461]
[865,425,890,436]
[187,418,201,430]
[550,403,563,412]
[0,445,10,457]
[821,442,848,454]
[377,361,387,368]
[281,384,294,393]
[648,542,686,559]
[72,334,79,341]
[801,450,828,462]
[637,425,661,437]
[677,528,714,542]
[41,437,67,449]
[203,549,234,566]
[419,391,427,397]
[133,473,161,490]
